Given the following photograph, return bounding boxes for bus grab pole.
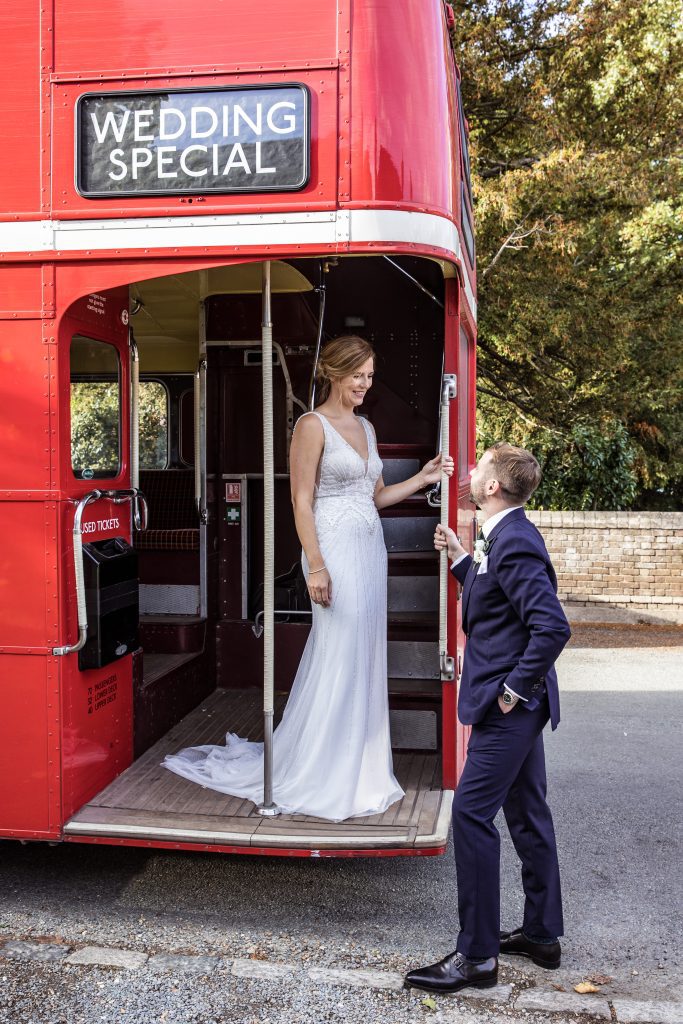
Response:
[258,260,279,816]
[129,330,147,532]
[439,375,456,682]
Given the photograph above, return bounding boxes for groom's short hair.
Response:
[486,442,542,503]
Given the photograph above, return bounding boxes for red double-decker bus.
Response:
[0,0,476,857]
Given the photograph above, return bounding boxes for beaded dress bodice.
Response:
[309,411,383,530]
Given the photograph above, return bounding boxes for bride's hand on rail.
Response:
[420,452,454,486]
[308,567,332,607]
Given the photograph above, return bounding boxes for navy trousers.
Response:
[452,697,564,959]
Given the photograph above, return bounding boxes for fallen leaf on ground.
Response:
[574,981,601,994]
[587,973,613,985]
[552,983,567,991]
[421,996,438,1010]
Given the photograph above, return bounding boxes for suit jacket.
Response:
[451,508,571,730]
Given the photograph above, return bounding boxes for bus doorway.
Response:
[64,254,466,855]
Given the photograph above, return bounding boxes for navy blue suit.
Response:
[450,508,571,958]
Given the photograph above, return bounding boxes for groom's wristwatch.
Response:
[501,690,518,706]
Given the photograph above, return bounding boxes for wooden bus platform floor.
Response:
[64,688,452,851]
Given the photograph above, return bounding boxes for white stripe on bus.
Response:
[0,209,476,320]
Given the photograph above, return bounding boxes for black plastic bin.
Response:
[78,537,139,671]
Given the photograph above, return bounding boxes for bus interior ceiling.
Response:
[73,255,451,847]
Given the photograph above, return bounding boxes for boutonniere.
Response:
[472,538,490,564]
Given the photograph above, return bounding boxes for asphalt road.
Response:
[1,644,681,1019]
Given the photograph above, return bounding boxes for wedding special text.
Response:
[77,85,309,196]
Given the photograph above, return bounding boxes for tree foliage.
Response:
[450,0,683,508]
[71,380,168,476]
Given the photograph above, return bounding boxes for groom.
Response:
[406,442,571,995]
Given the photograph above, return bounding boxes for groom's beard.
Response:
[469,483,485,509]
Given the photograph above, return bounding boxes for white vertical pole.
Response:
[440,374,456,681]
[258,260,279,815]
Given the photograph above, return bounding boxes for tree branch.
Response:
[481,201,549,278]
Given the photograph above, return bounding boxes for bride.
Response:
[163,335,453,821]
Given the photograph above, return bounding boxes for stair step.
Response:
[388,639,439,679]
[388,576,438,613]
[387,613,438,642]
[377,443,432,460]
[381,515,440,551]
[139,615,206,654]
[389,708,438,751]
[380,458,420,485]
[389,677,441,698]
[388,551,439,576]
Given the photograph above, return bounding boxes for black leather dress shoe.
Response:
[405,951,498,994]
[499,928,561,969]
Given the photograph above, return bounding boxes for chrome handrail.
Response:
[252,608,311,639]
[194,359,208,524]
[439,374,457,682]
[309,259,327,410]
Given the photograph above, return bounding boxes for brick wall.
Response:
[525,511,683,624]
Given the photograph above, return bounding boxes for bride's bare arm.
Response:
[290,415,332,606]
[372,444,454,510]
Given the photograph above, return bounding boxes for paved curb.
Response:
[64,945,149,970]
[0,940,69,963]
[1,937,680,1023]
[611,1000,683,1024]
[231,957,296,981]
[308,965,404,991]
[460,982,514,1002]
[147,952,221,974]
[515,989,612,1019]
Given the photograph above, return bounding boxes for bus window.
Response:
[458,327,471,480]
[179,388,195,467]
[139,380,169,470]
[457,79,472,206]
[461,183,475,267]
[70,335,121,480]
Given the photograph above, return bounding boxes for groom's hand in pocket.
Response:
[308,568,332,607]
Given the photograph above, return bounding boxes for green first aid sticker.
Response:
[225,504,241,525]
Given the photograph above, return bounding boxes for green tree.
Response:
[450,0,683,508]
[71,379,168,476]
[71,382,120,477]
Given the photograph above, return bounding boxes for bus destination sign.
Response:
[77,84,309,197]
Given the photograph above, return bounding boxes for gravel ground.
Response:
[0,957,593,1024]
[0,636,681,1023]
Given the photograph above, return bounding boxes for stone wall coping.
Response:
[525,511,683,529]
[469,508,683,622]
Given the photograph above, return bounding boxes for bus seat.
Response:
[135,470,199,551]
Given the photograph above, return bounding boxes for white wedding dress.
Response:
[162,411,404,821]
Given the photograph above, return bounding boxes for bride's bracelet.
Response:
[308,565,327,575]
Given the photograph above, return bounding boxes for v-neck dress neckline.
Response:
[317,413,370,475]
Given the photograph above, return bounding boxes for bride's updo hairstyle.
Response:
[315,335,376,403]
